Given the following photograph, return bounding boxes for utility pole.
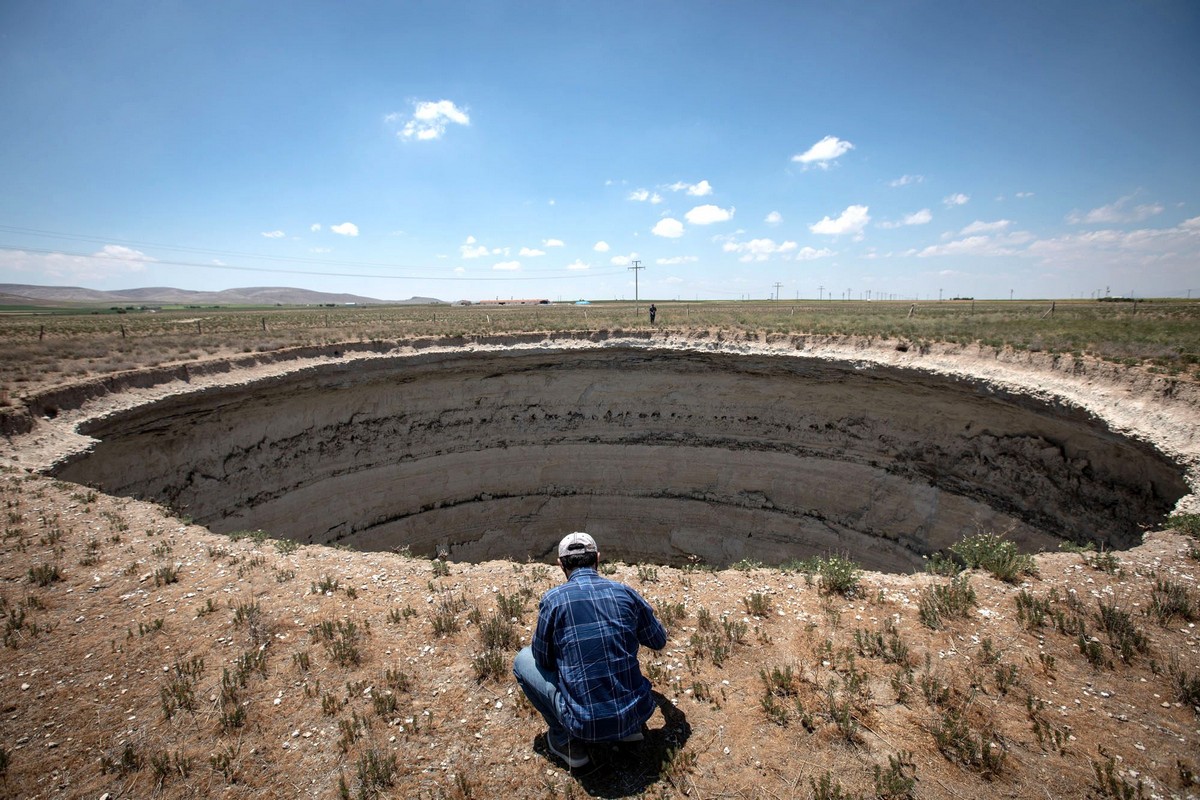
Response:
[818,285,825,301]
[773,282,783,300]
[629,260,644,315]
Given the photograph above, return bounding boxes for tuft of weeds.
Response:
[272,538,299,555]
[1147,578,1195,624]
[655,598,687,626]
[873,750,917,799]
[918,575,976,629]
[818,554,861,596]
[478,611,519,650]
[950,531,1036,582]
[160,656,204,720]
[496,592,526,620]
[355,747,398,797]
[27,562,62,587]
[312,574,341,595]
[1091,754,1147,799]
[636,564,659,583]
[1097,601,1149,664]
[809,772,859,800]
[431,558,450,578]
[310,618,367,667]
[1167,512,1200,536]
[742,592,772,617]
[153,564,178,586]
[930,706,1006,778]
[1015,589,1051,630]
[471,649,507,682]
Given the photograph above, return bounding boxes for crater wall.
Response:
[52,347,1189,571]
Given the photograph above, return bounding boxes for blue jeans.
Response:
[513,646,572,747]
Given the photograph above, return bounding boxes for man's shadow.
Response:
[532,691,692,798]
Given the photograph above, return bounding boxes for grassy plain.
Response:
[2,298,1197,401]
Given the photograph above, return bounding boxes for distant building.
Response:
[476,299,549,306]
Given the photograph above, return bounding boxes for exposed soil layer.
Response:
[47,345,1189,571]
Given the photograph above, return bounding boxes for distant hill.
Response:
[0,284,444,306]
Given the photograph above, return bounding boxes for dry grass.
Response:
[2,298,1198,400]
[0,471,1197,799]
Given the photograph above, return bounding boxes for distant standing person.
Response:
[648,303,657,324]
[513,532,668,769]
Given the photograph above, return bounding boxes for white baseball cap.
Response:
[558,532,598,558]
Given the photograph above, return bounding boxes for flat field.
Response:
[2,298,1198,402]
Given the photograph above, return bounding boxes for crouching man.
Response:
[513,532,668,769]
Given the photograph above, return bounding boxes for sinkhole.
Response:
[51,345,1189,572]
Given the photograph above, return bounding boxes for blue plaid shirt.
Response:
[532,567,668,742]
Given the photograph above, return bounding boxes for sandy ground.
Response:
[0,332,1198,799]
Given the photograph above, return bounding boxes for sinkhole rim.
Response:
[12,334,1199,572]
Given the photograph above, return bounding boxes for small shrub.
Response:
[873,750,916,799]
[656,599,687,626]
[1015,589,1050,630]
[1097,601,1149,664]
[471,649,507,682]
[818,555,861,597]
[950,531,1035,582]
[918,575,976,629]
[1167,512,1200,536]
[1091,755,1147,799]
[356,748,398,797]
[27,563,62,587]
[743,592,772,617]
[1148,579,1195,624]
[154,564,178,586]
[479,612,519,650]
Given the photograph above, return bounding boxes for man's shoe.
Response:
[547,737,590,768]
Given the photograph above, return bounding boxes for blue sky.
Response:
[1,1,1198,302]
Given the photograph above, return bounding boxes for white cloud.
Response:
[460,236,489,258]
[390,99,470,141]
[593,241,610,252]
[879,209,933,229]
[1067,194,1164,225]
[310,247,332,254]
[668,180,713,196]
[519,247,546,257]
[652,218,685,238]
[684,204,734,225]
[261,230,285,239]
[310,224,321,232]
[721,238,798,262]
[794,246,835,261]
[629,189,663,204]
[0,245,154,281]
[943,193,970,207]
[609,252,639,267]
[543,238,565,247]
[492,261,521,271]
[656,255,699,265]
[791,135,854,168]
[1016,191,1035,199]
[917,231,1032,258]
[960,219,1011,235]
[890,174,925,187]
[566,260,590,271]
[331,222,359,237]
[809,205,871,236]
[765,211,782,225]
